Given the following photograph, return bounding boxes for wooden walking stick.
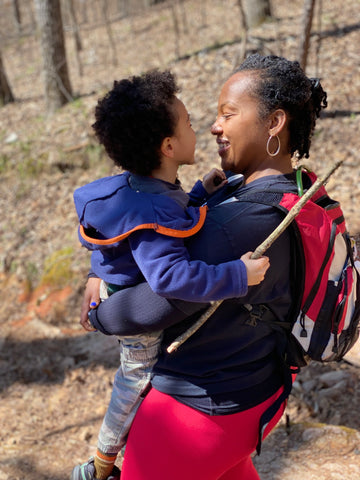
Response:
[167,161,344,354]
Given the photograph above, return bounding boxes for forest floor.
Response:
[0,0,360,479]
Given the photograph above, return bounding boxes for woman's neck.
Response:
[244,156,293,184]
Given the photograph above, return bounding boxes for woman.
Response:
[80,54,327,479]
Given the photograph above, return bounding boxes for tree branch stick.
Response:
[167,161,343,354]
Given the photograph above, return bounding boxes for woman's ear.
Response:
[268,109,287,136]
[160,137,175,158]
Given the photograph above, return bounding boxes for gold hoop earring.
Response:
[266,135,281,157]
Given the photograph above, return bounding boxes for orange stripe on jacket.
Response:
[79,205,208,246]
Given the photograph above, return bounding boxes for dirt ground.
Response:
[1,0,360,479]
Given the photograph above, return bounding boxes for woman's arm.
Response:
[88,281,209,336]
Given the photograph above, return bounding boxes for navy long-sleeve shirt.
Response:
[89,173,300,412]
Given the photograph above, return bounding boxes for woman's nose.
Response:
[210,120,222,135]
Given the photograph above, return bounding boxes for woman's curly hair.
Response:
[236,54,327,159]
[92,69,180,175]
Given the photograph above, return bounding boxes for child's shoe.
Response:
[70,457,121,480]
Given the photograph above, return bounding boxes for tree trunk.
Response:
[0,51,15,106]
[101,0,118,66]
[236,0,249,64]
[66,0,82,51]
[12,0,22,34]
[200,0,207,28]
[171,2,180,59]
[243,0,272,28]
[65,0,83,76]
[298,0,316,72]
[34,0,72,114]
[79,0,88,24]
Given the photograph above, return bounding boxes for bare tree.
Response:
[101,0,118,66]
[79,0,88,24]
[243,0,272,28]
[177,0,189,35]
[12,0,22,34]
[171,1,181,59]
[200,0,207,28]
[314,0,323,77]
[66,0,82,51]
[0,51,15,106]
[25,1,36,29]
[65,0,83,76]
[236,0,249,64]
[298,0,316,72]
[34,0,72,114]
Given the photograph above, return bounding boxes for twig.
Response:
[251,160,343,258]
[167,161,344,353]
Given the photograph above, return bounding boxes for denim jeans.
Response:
[97,331,162,455]
[97,281,162,455]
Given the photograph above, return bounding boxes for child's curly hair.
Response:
[236,54,327,159]
[92,69,180,175]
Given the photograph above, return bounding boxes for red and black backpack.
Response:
[235,169,360,368]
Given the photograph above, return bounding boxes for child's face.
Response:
[171,97,196,166]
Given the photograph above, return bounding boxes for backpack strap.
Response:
[232,186,306,333]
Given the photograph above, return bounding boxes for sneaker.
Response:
[70,457,121,480]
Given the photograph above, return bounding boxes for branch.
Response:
[167,161,344,354]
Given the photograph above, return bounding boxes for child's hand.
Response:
[203,168,227,194]
[240,252,270,286]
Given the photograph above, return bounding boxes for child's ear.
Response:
[160,137,175,158]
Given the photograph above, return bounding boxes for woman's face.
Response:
[211,71,270,176]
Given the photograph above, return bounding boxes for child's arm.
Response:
[128,229,269,303]
[202,168,228,194]
[188,169,228,206]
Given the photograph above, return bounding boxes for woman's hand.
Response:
[202,168,227,194]
[80,277,101,331]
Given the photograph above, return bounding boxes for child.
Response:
[71,69,269,480]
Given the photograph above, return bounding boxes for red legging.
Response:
[121,387,286,480]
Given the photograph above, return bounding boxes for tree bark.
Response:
[12,0,22,34]
[0,51,15,106]
[66,0,82,51]
[65,0,83,76]
[34,0,73,114]
[243,0,272,28]
[101,0,118,66]
[298,0,316,72]
[236,0,249,64]
[171,2,180,59]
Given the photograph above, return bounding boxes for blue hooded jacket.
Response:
[74,171,248,302]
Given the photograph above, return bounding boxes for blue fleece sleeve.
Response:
[187,180,209,206]
[128,229,248,302]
